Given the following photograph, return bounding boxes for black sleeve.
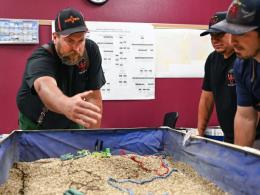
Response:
[25,47,58,91]
[202,53,213,92]
[85,39,106,90]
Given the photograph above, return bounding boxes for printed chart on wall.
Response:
[87,22,155,100]
[155,28,213,78]
[0,19,39,44]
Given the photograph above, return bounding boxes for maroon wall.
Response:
[0,0,231,133]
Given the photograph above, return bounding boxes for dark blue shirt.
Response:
[234,58,260,111]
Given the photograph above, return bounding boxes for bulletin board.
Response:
[0,19,39,44]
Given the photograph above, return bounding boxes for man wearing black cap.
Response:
[197,12,237,143]
[212,0,260,147]
[16,8,106,130]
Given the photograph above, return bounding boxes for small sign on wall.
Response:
[0,19,39,44]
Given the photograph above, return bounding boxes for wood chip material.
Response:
[0,155,227,195]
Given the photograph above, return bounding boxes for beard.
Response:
[56,42,85,66]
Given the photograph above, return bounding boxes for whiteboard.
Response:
[155,28,213,78]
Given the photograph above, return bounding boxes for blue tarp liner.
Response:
[0,127,260,195]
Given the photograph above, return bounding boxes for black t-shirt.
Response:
[16,39,106,129]
[202,51,237,142]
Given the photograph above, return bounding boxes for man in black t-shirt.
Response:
[16,8,106,130]
[197,12,237,143]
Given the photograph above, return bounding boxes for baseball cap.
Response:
[200,12,227,36]
[211,0,260,35]
[55,8,88,36]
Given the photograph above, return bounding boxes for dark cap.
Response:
[211,0,260,35]
[200,12,227,36]
[55,8,88,36]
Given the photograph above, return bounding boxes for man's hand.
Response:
[34,77,102,128]
[63,91,102,128]
[183,129,199,146]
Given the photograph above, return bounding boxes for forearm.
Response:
[197,105,213,135]
[197,91,214,136]
[86,90,103,128]
[234,106,257,146]
[34,76,101,128]
[34,76,69,114]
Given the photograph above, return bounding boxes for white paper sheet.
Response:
[155,28,213,78]
[87,22,155,100]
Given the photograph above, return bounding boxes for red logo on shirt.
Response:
[77,58,88,74]
[227,69,236,87]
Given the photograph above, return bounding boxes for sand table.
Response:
[0,154,227,195]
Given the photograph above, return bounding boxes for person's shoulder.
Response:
[208,50,220,59]
[205,51,220,63]
[85,39,100,58]
[234,58,248,68]
[234,57,250,75]
[86,39,99,49]
[30,42,55,59]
